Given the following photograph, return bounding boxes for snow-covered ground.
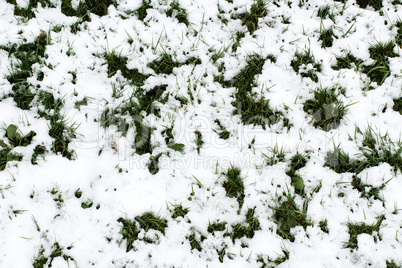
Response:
[0,0,401,267]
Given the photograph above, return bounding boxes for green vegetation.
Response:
[362,41,398,85]
[346,215,384,249]
[233,0,267,34]
[186,231,206,252]
[356,0,383,11]
[33,242,74,268]
[263,144,286,165]
[194,130,203,154]
[290,48,322,82]
[224,208,261,242]
[272,192,310,242]
[303,86,350,131]
[317,5,335,22]
[170,203,189,219]
[256,249,290,267]
[286,152,308,195]
[103,51,149,85]
[135,0,152,21]
[222,166,245,212]
[230,53,284,129]
[4,124,35,147]
[326,126,402,174]
[332,53,363,70]
[319,27,336,48]
[393,97,402,114]
[148,52,201,75]
[0,149,22,171]
[166,0,189,26]
[118,212,168,251]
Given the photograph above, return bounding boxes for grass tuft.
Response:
[286,152,308,195]
[166,0,189,26]
[222,166,245,212]
[224,207,261,242]
[230,53,284,129]
[332,53,363,70]
[362,41,398,85]
[303,86,351,131]
[319,27,336,48]
[290,48,322,82]
[325,126,402,174]
[186,231,206,252]
[118,212,168,251]
[103,51,149,86]
[272,192,310,242]
[346,215,384,249]
[234,0,267,34]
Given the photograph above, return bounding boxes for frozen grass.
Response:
[0,0,402,267]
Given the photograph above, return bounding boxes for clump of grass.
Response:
[396,20,402,48]
[61,0,115,19]
[33,242,73,268]
[208,221,227,233]
[325,145,359,173]
[272,192,310,242]
[214,119,230,140]
[393,97,402,114]
[135,0,152,21]
[10,82,36,110]
[134,121,153,155]
[256,249,290,267]
[262,144,286,165]
[194,130,203,154]
[148,52,200,75]
[362,41,398,85]
[186,231,206,252]
[103,51,149,86]
[319,219,329,233]
[351,175,386,201]
[166,0,189,26]
[346,215,384,249]
[135,212,168,237]
[169,203,189,219]
[117,218,140,252]
[332,53,363,70]
[74,97,88,110]
[224,207,261,242]
[48,111,77,160]
[118,212,168,251]
[231,31,245,52]
[6,31,48,84]
[148,153,162,174]
[7,0,54,20]
[31,145,47,165]
[286,152,308,195]
[386,260,400,268]
[230,53,284,129]
[234,0,267,34]
[148,52,179,75]
[319,27,336,48]
[290,48,322,82]
[303,86,350,131]
[317,5,335,22]
[326,126,402,174]
[356,0,383,11]
[222,166,245,212]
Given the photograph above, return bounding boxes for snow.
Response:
[0,0,401,267]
